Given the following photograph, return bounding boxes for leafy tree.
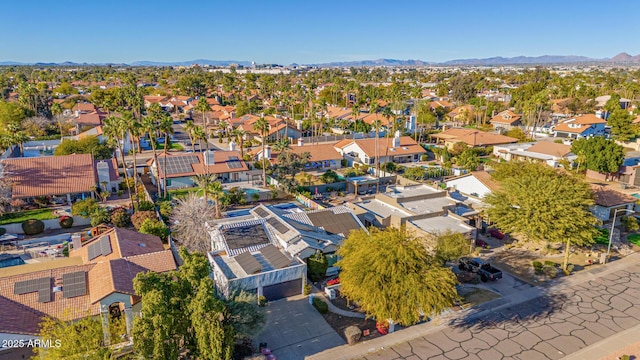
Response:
[0,100,30,131]
[450,141,468,156]
[307,251,328,281]
[110,207,131,227]
[139,218,169,243]
[171,193,216,253]
[571,137,624,174]
[271,150,311,192]
[484,162,598,270]
[621,215,639,232]
[131,210,157,229]
[54,136,114,160]
[337,227,458,326]
[223,290,267,339]
[34,315,111,359]
[505,128,528,142]
[434,231,471,265]
[319,169,339,184]
[456,148,480,171]
[133,248,264,359]
[71,198,99,217]
[403,166,426,180]
[604,93,622,114]
[608,109,636,142]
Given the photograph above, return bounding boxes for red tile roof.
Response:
[431,128,518,146]
[70,227,166,263]
[152,151,248,178]
[490,110,522,125]
[590,185,637,207]
[2,154,96,198]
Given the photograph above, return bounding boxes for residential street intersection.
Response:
[309,253,640,360]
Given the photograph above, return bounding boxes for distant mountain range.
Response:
[2,53,640,67]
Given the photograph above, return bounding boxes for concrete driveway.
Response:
[255,295,345,360]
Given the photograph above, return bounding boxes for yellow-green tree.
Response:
[485,162,598,271]
[34,315,111,359]
[337,227,458,326]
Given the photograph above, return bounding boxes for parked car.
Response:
[475,238,486,247]
[458,257,503,282]
[487,228,505,240]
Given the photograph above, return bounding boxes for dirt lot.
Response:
[458,287,501,307]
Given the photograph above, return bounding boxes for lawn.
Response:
[0,208,57,225]
[168,187,200,198]
[628,234,640,246]
[158,142,184,151]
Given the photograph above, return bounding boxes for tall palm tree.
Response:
[192,174,224,218]
[122,111,141,205]
[231,128,246,158]
[253,117,270,187]
[141,114,162,196]
[192,126,206,153]
[184,120,197,152]
[158,115,175,198]
[195,97,211,129]
[371,119,382,182]
[103,115,134,209]
[381,106,395,177]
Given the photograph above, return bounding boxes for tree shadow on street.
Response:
[448,286,570,333]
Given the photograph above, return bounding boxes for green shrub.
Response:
[136,200,155,212]
[304,284,312,296]
[312,297,328,314]
[131,211,157,230]
[420,155,428,161]
[544,260,557,267]
[22,219,45,235]
[307,251,328,282]
[563,264,575,276]
[258,296,267,307]
[71,198,99,218]
[0,227,5,236]
[156,200,172,222]
[90,207,111,227]
[138,218,169,243]
[59,216,74,229]
[110,208,131,228]
[543,265,559,278]
[251,193,260,202]
[532,261,543,269]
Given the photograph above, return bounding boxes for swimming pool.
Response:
[632,193,640,199]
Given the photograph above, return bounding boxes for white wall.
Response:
[1,216,91,234]
[446,176,492,198]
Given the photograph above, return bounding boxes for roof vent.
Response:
[138,243,146,247]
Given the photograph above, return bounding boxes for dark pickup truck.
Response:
[458,257,503,282]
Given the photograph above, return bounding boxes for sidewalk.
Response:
[561,324,640,360]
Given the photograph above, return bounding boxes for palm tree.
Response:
[158,115,175,198]
[103,115,134,209]
[253,117,270,187]
[192,126,206,153]
[122,111,141,205]
[231,128,246,158]
[195,97,211,129]
[184,120,197,152]
[381,106,395,178]
[192,174,224,218]
[371,119,382,182]
[141,114,162,196]
[272,139,290,152]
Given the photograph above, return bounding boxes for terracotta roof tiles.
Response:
[2,154,96,198]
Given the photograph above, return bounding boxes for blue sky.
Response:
[1,0,638,64]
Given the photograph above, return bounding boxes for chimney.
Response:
[392,131,401,148]
[71,234,82,250]
[204,150,215,166]
[263,146,271,160]
[298,138,304,146]
[229,141,236,151]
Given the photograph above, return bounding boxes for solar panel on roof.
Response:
[227,156,243,169]
[254,207,269,218]
[234,252,262,275]
[62,271,87,298]
[99,236,112,256]
[38,287,52,303]
[87,241,100,261]
[14,277,50,295]
[259,245,291,269]
[267,217,289,234]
